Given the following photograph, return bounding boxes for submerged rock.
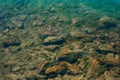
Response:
[81,35,96,43]
[57,48,83,63]
[70,30,86,39]
[60,61,79,75]
[43,36,65,45]
[44,45,60,51]
[45,65,65,75]
[12,66,21,72]
[1,36,21,48]
[97,44,114,53]
[0,1,120,80]
[105,53,115,63]
[100,53,120,66]
[98,16,116,29]
[8,46,21,53]
[71,17,83,26]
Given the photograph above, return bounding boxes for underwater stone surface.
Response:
[0,0,120,80]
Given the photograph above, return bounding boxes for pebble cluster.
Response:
[0,1,120,80]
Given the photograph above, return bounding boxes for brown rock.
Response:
[100,53,120,65]
[12,66,21,72]
[81,35,95,42]
[60,61,80,75]
[105,53,114,63]
[70,42,84,49]
[97,44,114,53]
[57,15,69,22]
[58,48,83,63]
[38,61,49,74]
[45,65,65,75]
[52,77,62,80]
[58,48,72,56]
[44,45,60,51]
[103,71,115,80]
[23,70,46,79]
[71,17,83,26]
[43,36,65,45]
[1,35,21,48]
[98,16,116,29]
[114,55,120,64]
[86,59,99,78]
[70,30,86,39]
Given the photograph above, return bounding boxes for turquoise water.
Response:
[0,0,120,30]
[0,0,120,14]
[0,0,120,16]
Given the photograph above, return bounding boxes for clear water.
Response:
[0,0,120,16]
[0,0,120,29]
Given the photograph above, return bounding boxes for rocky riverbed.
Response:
[0,1,120,80]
